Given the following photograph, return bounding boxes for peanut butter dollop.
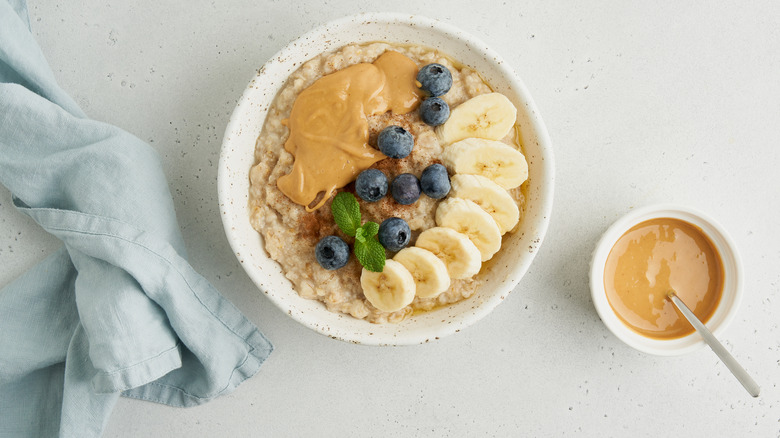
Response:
[277,51,423,211]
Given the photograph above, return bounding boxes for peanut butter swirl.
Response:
[277,51,423,211]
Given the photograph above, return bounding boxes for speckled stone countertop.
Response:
[2,1,779,436]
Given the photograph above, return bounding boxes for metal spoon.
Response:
[667,290,760,397]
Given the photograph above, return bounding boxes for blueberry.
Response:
[419,97,450,126]
[390,173,421,205]
[377,125,414,159]
[315,235,349,270]
[355,169,388,202]
[378,217,411,252]
[417,63,453,97]
[420,163,450,199]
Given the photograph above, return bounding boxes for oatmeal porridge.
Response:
[248,42,527,323]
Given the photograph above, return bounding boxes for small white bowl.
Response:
[218,13,554,345]
[590,204,743,356]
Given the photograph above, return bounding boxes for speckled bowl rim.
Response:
[218,12,555,345]
[589,204,743,356]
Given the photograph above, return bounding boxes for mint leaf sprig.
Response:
[331,192,386,272]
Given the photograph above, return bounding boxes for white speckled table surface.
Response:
[3,1,779,436]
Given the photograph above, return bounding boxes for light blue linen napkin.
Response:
[0,1,273,436]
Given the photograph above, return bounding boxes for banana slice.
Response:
[436,92,517,145]
[415,227,481,279]
[361,260,416,313]
[393,247,451,299]
[440,137,528,189]
[449,174,520,234]
[435,198,501,261]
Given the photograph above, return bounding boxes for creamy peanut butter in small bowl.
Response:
[590,204,743,355]
[218,13,554,345]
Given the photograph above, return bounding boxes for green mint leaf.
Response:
[354,227,367,244]
[354,235,386,273]
[329,192,385,272]
[331,192,361,236]
[361,221,379,238]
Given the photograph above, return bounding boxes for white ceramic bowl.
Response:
[590,204,743,356]
[218,13,554,345]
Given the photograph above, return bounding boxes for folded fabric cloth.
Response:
[0,1,273,436]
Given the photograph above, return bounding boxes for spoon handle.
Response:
[668,292,760,397]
